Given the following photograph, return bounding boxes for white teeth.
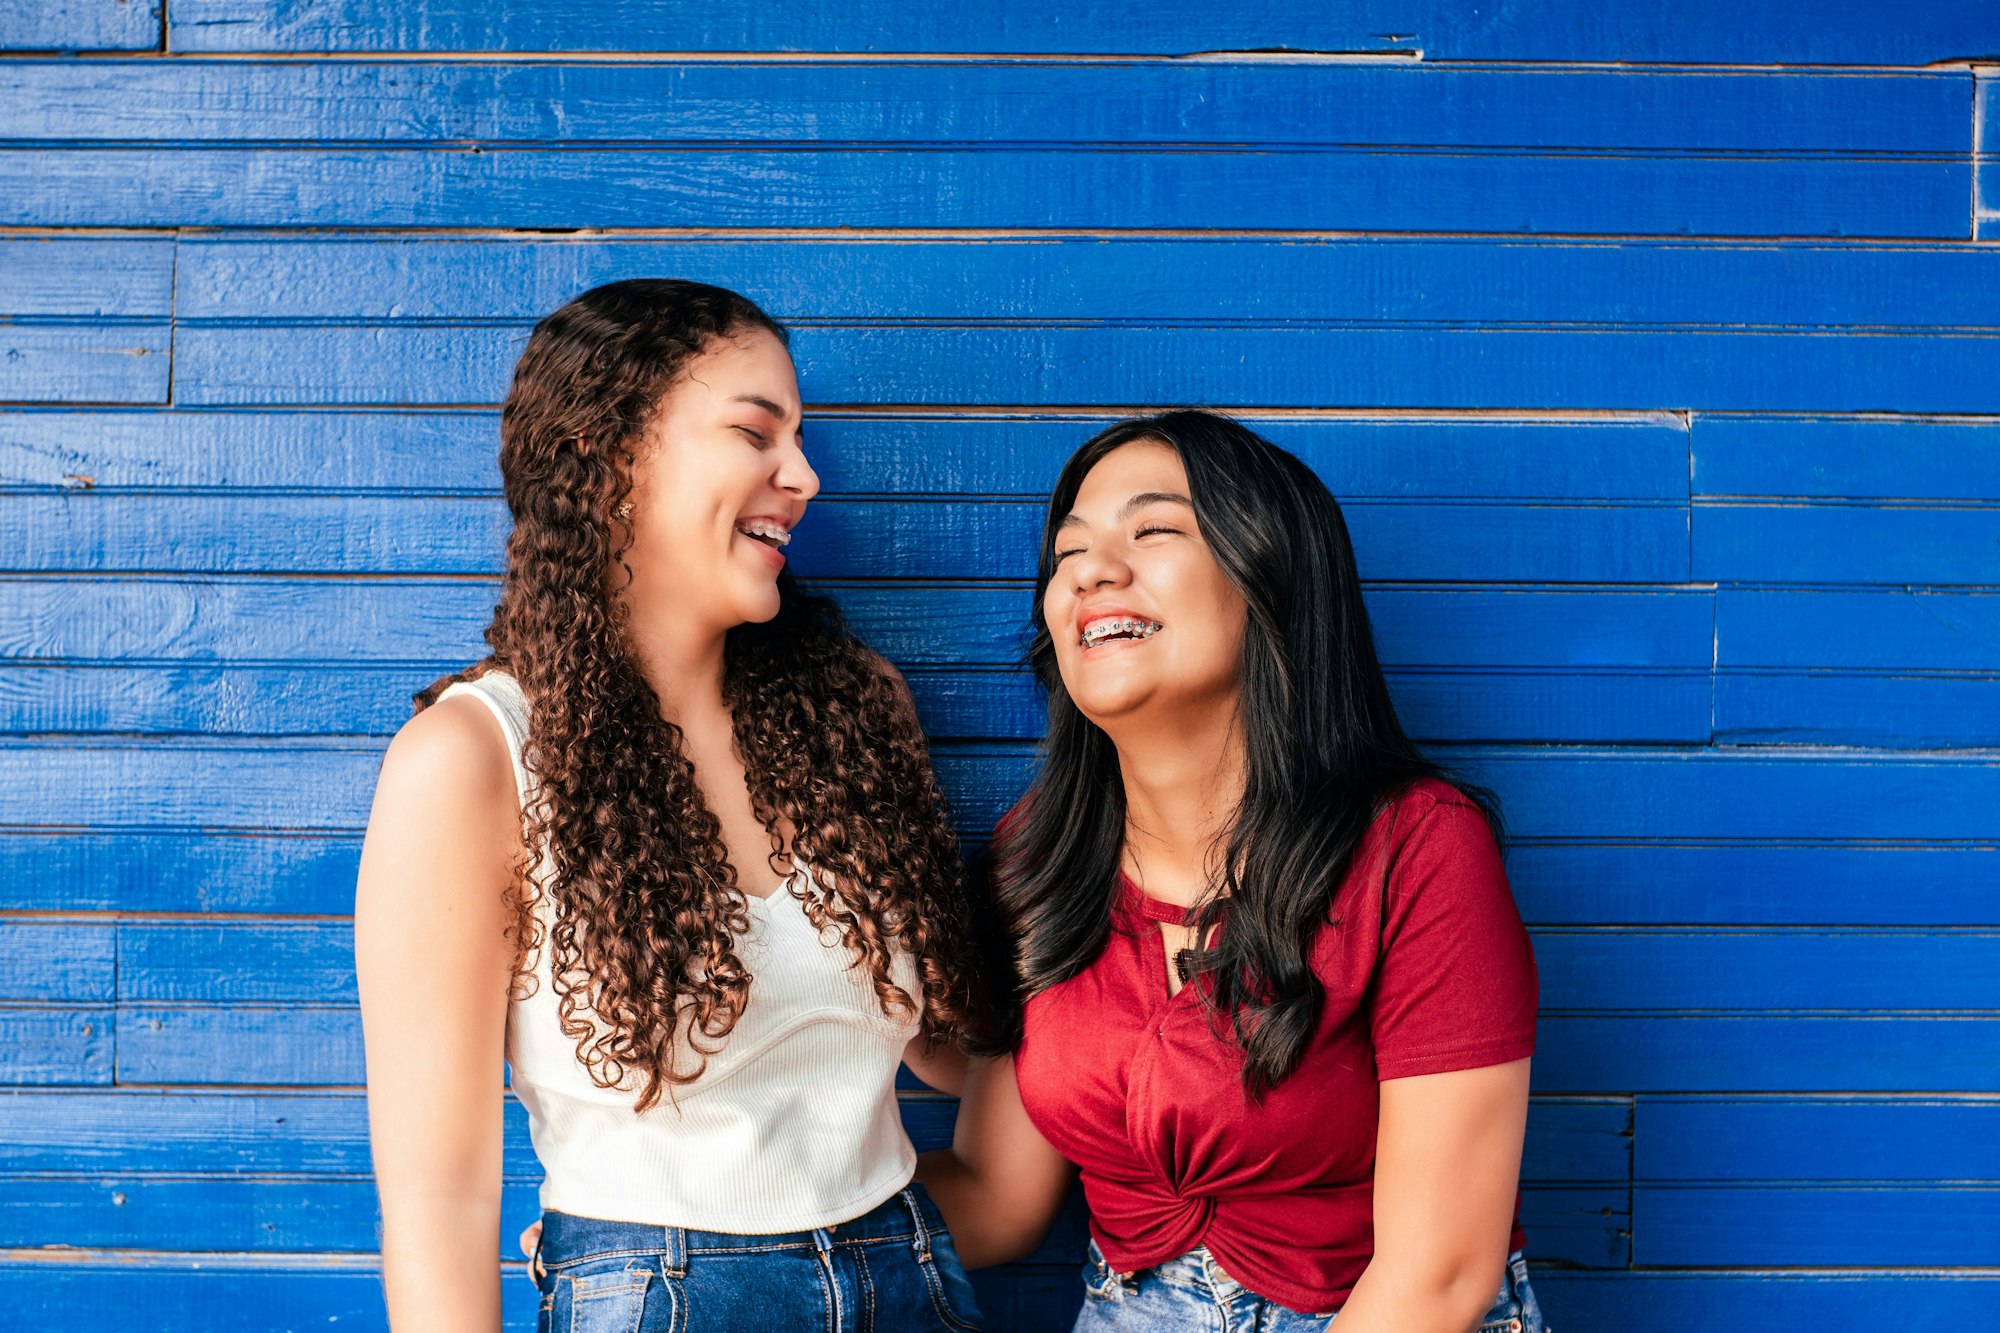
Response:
[1079,617,1162,648]
[736,520,792,547]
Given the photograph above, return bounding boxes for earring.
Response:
[613,502,633,520]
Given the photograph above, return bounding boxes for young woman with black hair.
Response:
[919,411,1547,1332]
[355,280,984,1333]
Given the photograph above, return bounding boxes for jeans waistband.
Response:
[536,1185,939,1274]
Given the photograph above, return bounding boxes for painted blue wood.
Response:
[1719,589,2000,670]
[9,741,2000,845]
[1715,673,2000,748]
[0,148,1968,238]
[107,920,2000,1014]
[0,920,114,1002]
[106,1004,2000,1092]
[0,236,174,316]
[1533,1016,2000,1093]
[0,661,1715,745]
[0,326,171,404]
[0,495,1693,583]
[170,322,2000,413]
[0,579,1712,671]
[158,0,2000,65]
[1694,504,2000,584]
[0,407,1689,500]
[1506,843,2000,927]
[20,829,1995,926]
[1635,1187,2000,1266]
[1534,930,2000,1012]
[176,236,2000,331]
[1637,1096,2000,1182]
[1693,415,2000,500]
[0,61,1968,153]
[0,1,158,52]
[1534,1271,2000,1333]
[0,1007,112,1084]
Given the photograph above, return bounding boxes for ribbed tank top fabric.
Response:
[435,671,922,1233]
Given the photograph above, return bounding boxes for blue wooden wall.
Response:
[3,3,1998,1329]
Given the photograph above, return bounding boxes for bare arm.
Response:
[355,697,522,1333]
[1331,1058,1532,1333]
[915,1054,1075,1268]
[904,1034,970,1095]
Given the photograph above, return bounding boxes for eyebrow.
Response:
[729,393,796,421]
[1056,490,1194,531]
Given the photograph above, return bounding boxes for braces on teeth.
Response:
[1080,618,1162,648]
[737,521,792,547]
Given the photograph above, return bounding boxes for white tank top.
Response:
[437,671,922,1233]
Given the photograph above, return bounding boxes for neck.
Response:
[622,603,730,722]
[1106,700,1247,907]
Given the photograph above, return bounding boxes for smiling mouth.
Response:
[735,519,792,549]
[1080,617,1163,649]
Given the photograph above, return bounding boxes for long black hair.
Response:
[985,410,1498,1095]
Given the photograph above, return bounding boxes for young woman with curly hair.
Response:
[919,411,1547,1332]
[355,279,984,1333]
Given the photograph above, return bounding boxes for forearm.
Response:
[1326,1249,1505,1333]
[379,1193,505,1333]
[915,1148,1051,1268]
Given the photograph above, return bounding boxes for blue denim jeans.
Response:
[1074,1239,1548,1332]
[530,1184,982,1332]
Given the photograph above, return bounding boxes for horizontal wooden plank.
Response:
[1693,415,2000,501]
[0,325,171,405]
[1715,672,2000,748]
[113,1003,2000,1092]
[1718,589,2000,671]
[0,1006,112,1085]
[159,0,2000,65]
[1694,503,2000,585]
[0,494,1692,583]
[0,920,113,1001]
[176,236,2000,330]
[0,662,1713,745]
[1638,1096,2000,1182]
[0,578,1712,670]
[0,0,158,52]
[8,741,2000,844]
[5,1073,1617,1189]
[1535,929,2000,1012]
[0,408,1690,501]
[1535,1271,2000,1333]
[0,61,1967,153]
[21,830,1994,925]
[0,236,174,317]
[1636,1186,2000,1266]
[172,322,2000,413]
[1534,1015,2000,1093]
[1508,842,2000,927]
[0,831,362,914]
[0,147,1969,239]
[117,920,2000,1012]
[114,920,2000,1013]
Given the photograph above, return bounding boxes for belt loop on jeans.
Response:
[660,1224,687,1279]
[901,1186,933,1262]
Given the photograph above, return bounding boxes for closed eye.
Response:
[734,425,770,446]
[1051,547,1084,564]
[1134,525,1181,539]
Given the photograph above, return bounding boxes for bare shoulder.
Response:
[376,694,518,816]
[359,695,522,913]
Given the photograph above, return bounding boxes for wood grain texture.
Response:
[0,147,1969,238]
[158,0,2000,64]
[0,1,159,52]
[0,60,1968,152]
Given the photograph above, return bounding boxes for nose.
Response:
[1066,538,1129,595]
[778,437,819,503]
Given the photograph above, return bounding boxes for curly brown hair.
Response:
[420,278,979,1111]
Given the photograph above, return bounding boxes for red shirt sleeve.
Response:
[1368,793,1539,1081]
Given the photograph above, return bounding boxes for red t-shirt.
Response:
[1014,779,1538,1314]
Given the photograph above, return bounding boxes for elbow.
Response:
[1434,1253,1510,1331]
